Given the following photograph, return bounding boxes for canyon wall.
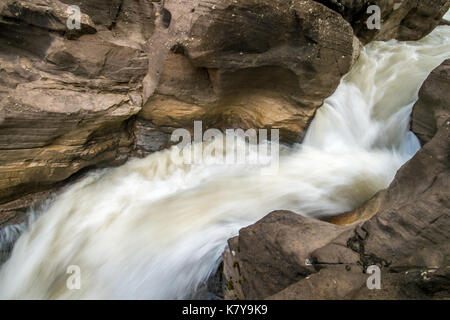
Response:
[222,60,450,300]
[0,0,448,225]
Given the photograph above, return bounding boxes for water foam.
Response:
[0,26,449,299]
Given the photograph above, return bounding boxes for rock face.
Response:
[130,0,449,154]
[136,0,361,152]
[318,0,450,43]
[223,211,355,300]
[0,0,361,221]
[0,0,151,219]
[0,0,448,227]
[412,59,450,145]
[223,60,450,300]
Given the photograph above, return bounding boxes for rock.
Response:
[136,0,450,154]
[138,0,361,147]
[333,59,450,226]
[0,0,97,39]
[271,265,450,300]
[0,0,448,230]
[0,0,152,222]
[269,265,367,300]
[393,0,450,41]
[222,210,356,299]
[329,191,387,226]
[318,0,450,43]
[132,119,172,156]
[58,0,122,28]
[223,71,450,298]
[346,121,449,269]
[412,59,450,145]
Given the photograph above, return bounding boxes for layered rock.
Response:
[412,59,450,145]
[136,0,449,153]
[0,0,152,221]
[332,59,450,226]
[222,60,450,299]
[318,0,450,43]
[0,0,365,218]
[223,211,354,300]
[135,0,361,154]
[0,0,448,228]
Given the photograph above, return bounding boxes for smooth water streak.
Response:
[0,26,449,299]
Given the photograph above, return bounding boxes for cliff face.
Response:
[222,60,450,300]
[412,59,450,145]
[318,0,450,43]
[0,1,448,225]
[133,0,366,158]
[0,0,151,222]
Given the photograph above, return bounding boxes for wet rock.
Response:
[318,0,450,43]
[222,210,354,299]
[139,0,361,144]
[0,0,152,220]
[0,0,448,233]
[0,0,97,39]
[412,59,450,145]
[223,80,450,299]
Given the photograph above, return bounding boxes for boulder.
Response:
[222,60,450,299]
[0,0,152,224]
[0,0,448,230]
[0,0,97,38]
[222,211,354,299]
[318,0,450,43]
[412,59,450,145]
[137,0,361,148]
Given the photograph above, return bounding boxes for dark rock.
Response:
[139,0,361,144]
[223,60,450,299]
[0,0,97,38]
[222,210,354,299]
[58,0,122,28]
[132,119,172,156]
[0,0,152,214]
[1,0,448,245]
[412,59,450,145]
[319,0,450,43]
[269,265,367,300]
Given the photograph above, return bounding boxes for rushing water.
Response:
[0,26,449,299]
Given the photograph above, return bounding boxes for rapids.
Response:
[0,26,449,299]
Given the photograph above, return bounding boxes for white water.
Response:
[0,26,449,299]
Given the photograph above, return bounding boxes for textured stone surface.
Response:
[1,0,448,228]
[332,60,450,226]
[412,59,450,145]
[222,211,355,300]
[0,0,152,222]
[318,0,450,43]
[222,67,450,298]
[0,0,97,38]
[137,0,361,147]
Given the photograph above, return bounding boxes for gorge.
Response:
[0,0,449,300]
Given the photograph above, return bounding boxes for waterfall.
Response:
[0,26,449,300]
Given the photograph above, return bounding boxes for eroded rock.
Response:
[0,0,152,223]
[318,0,450,43]
[138,0,361,147]
[222,211,355,299]
[412,59,450,145]
[0,0,448,233]
[222,60,450,299]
